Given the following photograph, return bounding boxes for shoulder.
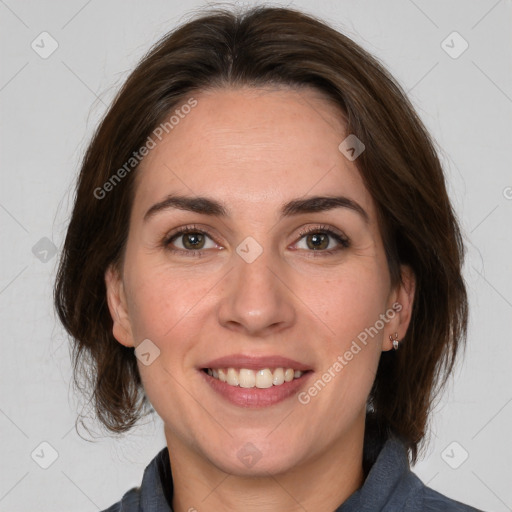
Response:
[406,474,484,512]
[98,446,172,512]
[100,486,141,512]
[346,435,485,512]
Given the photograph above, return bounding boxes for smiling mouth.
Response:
[202,367,310,388]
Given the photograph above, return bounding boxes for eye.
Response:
[163,225,219,255]
[294,225,350,255]
[162,224,350,257]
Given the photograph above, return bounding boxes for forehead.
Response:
[132,86,374,221]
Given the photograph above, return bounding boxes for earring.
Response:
[390,332,399,350]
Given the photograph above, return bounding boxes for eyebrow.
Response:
[143,194,369,223]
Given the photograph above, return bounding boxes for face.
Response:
[105,86,414,476]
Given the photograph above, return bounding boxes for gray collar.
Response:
[335,436,422,511]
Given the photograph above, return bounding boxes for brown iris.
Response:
[306,232,329,250]
[182,232,206,250]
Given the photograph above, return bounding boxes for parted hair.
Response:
[54,6,468,466]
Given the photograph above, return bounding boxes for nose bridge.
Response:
[217,235,296,335]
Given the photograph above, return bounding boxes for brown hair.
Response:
[54,6,468,465]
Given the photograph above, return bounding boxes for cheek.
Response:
[124,265,205,411]
[307,265,388,399]
[306,264,390,341]
[124,260,214,342]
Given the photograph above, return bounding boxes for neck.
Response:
[165,419,366,512]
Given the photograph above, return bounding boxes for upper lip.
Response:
[202,354,313,372]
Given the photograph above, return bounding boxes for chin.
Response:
[205,438,306,477]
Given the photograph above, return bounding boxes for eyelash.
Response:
[162,224,350,258]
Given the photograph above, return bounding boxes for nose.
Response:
[216,244,296,337]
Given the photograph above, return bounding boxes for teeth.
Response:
[273,368,285,385]
[206,367,305,388]
[285,369,295,382]
[239,369,255,388]
[256,369,273,388]
[227,368,239,386]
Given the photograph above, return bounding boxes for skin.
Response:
[105,86,415,512]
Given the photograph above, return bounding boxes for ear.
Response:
[104,264,135,348]
[382,264,416,351]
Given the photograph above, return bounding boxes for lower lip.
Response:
[200,370,313,408]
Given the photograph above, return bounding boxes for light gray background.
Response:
[1,0,511,511]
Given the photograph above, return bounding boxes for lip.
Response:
[201,353,313,372]
[200,368,313,408]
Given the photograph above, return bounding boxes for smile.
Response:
[204,367,306,388]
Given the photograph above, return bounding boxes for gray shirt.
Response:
[102,436,484,511]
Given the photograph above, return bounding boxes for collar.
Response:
[335,436,423,511]
[138,445,173,511]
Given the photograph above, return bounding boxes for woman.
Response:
[54,6,484,512]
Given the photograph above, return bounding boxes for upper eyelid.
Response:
[297,224,347,238]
